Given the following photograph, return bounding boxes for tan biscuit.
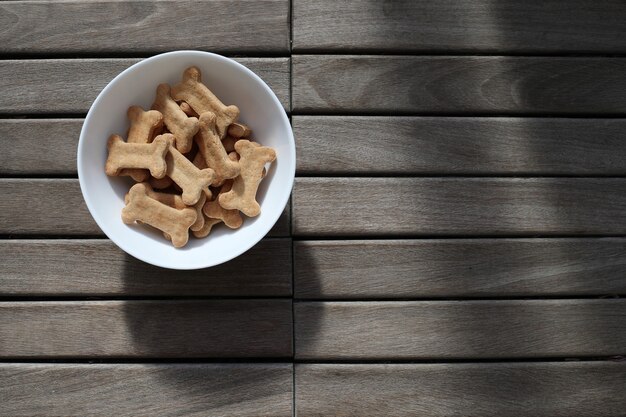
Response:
[149,175,174,190]
[122,183,197,248]
[179,101,199,117]
[219,140,275,217]
[119,106,164,182]
[190,193,207,232]
[171,66,239,138]
[152,83,199,153]
[166,143,215,206]
[203,180,243,229]
[196,112,240,186]
[192,216,222,239]
[105,134,169,179]
[227,122,251,138]
[222,135,238,153]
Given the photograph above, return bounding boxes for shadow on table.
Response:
[119,236,320,412]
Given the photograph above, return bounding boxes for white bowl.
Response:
[78,51,295,269]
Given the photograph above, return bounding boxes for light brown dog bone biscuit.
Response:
[152,83,198,153]
[196,112,240,186]
[119,106,165,182]
[179,101,199,118]
[171,66,239,138]
[122,183,197,248]
[190,193,206,232]
[105,134,169,178]
[149,175,174,190]
[219,140,275,217]
[192,216,222,239]
[227,122,251,138]
[203,180,243,229]
[166,143,215,206]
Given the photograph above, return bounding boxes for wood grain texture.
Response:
[0,119,82,175]
[0,58,289,114]
[0,363,292,417]
[293,116,626,175]
[292,56,626,114]
[293,0,626,53]
[0,0,288,54]
[295,300,626,359]
[296,362,626,417]
[0,300,292,358]
[0,239,291,296]
[0,179,289,236]
[294,239,626,299]
[292,178,626,236]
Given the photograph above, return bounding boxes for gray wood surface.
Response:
[295,300,626,359]
[0,58,289,114]
[293,178,626,236]
[0,239,291,296]
[293,0,626,53]
[292,56,626,114]
[0,119,82,175]
[0,300,292,358]
[294,239,626,299]
[0,363,292,417]
[296,362,626,417]
[0,179,289,236]
[0,0,289,54]
[293,116,626,175]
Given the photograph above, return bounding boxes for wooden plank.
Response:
[0,0,288,54]
[293,0,626,53]
[0,119,82,175]
[295,300,626,359]
[0,363,292,417]
[0,179,290,236]
[293,116,626,175]
[296,362,626,417]
[0,58,289,114]
[0,300,292,358]
[292,178,626,236]
[0,239,291,297]
[292,56,626,114]
[294,239,626,299]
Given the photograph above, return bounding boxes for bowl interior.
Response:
[78,51,294,269]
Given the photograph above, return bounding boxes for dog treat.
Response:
[196,112,240,186]
[152,83,199,153]
[192,216,222,239]
[105,134,169,179]
[166,143,215,205]
[122,183,197,248]
[203,180,243,229]
[149,175,174,190]
[192,152,207,169]
[219,140,275,217]
[171,66,239,138]
[222,135,238,153]
[190,193,207,232]
[179,101,199,118]
[227,122,251,138]
[118,106,164,182]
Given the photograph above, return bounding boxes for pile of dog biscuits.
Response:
[105,66,277,248]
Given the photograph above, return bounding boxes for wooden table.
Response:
[2,1,626,416]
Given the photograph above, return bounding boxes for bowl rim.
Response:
[77,50,295,270]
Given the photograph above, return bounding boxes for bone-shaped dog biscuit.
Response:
[179,101,199,118]
[171,66,239,138]
[105,134,169,178]
[119,106,164,182]
[227,122,251,138]
[122,183,197,248]
[219,140,275,217]
[203,180,243,229]
[196,112,240,186]
[149,175,174,190]
[166,142,215,206]
[152,83,198,153]
[192,216,222,239]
